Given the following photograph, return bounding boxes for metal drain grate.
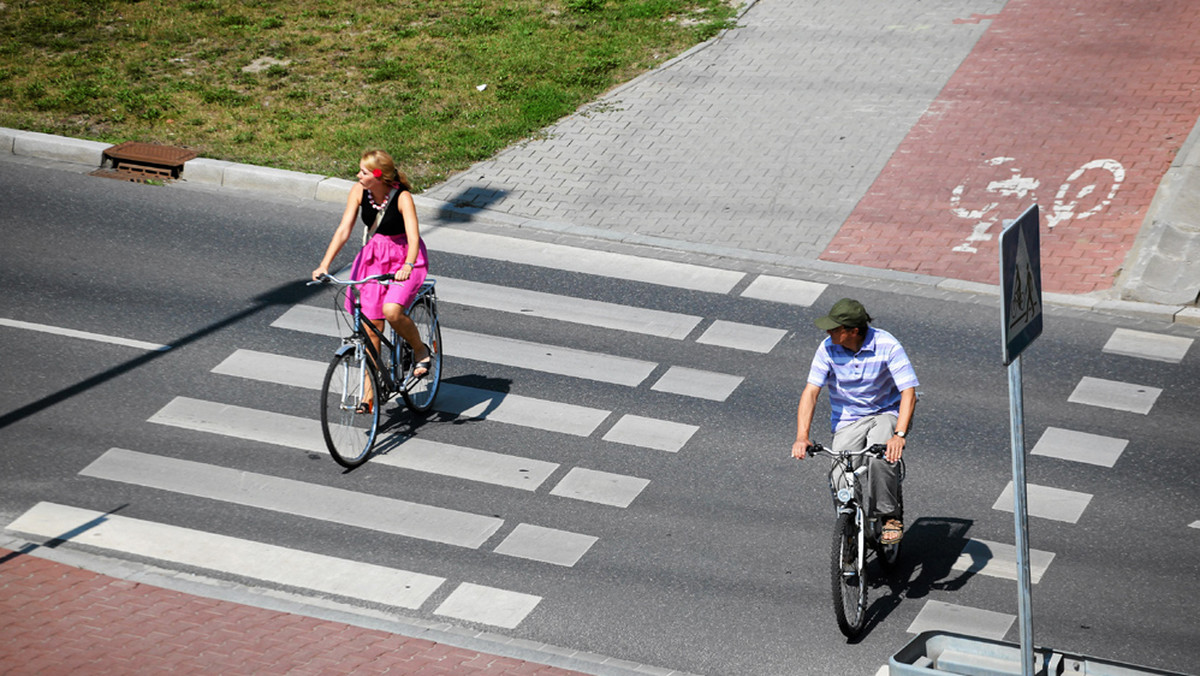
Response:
[90,141,198,183]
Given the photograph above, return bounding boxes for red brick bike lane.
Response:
[0,549,585,676]
[824,0,1200,295]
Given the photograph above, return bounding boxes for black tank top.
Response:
[359,187,408,238]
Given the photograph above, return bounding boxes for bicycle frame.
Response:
[339,276,438,397]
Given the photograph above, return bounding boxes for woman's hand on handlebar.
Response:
[311,265,329,282]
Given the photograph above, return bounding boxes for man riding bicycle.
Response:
[792,298,919,545]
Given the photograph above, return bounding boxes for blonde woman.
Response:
[312,149,431,412]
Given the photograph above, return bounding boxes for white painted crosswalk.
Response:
[82,448,504,548]
[7,502,541,628]
[148,396,649,505]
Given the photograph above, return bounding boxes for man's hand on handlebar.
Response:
[885,436,905,463]
[792,439,814,460]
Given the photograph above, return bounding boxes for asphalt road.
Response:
[2,156,1198,674]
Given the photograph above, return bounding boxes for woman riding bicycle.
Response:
[792,298,919,545]
[312,149,432,413]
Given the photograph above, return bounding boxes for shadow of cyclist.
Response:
[366,374,513,464]
[845,516,976,644]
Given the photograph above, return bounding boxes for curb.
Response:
[1115,114,1200,306]
[2,125,1196,330]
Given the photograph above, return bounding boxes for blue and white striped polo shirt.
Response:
[807,327,919,433]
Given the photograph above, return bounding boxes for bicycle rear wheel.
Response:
[320,347,379,468]
[401,297,442,414]
[831,511,868,637]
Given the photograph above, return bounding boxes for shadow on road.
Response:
[0,281,322,431]
[847,516,977,644]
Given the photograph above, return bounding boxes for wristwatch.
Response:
[895,430,907,438]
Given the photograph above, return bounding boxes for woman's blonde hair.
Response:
[361,149,412,191]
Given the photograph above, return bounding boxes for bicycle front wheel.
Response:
[401,296,442,414]
[320,348,379,468]
[831,511,868,638]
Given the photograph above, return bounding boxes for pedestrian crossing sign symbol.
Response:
[1000,204,1043,365]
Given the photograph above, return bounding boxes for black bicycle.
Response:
[804,442,904,638]
[308,272,442,468]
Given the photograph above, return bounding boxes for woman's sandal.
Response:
[881,518,904,545]
[355,399,374,415]
[412,344,433,379]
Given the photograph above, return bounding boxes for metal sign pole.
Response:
[999,204,1043,676]
[1007,354,1035,676]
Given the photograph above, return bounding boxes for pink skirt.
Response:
[345,233,428,320]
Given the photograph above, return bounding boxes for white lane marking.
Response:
[493,523,598,567]
[212,350,616,438]
[651,366,744,402]
[435,582,541,630]
[906,600,1015,639]
[437,277,702,340]
[148,396,559,492]
[81,448,502,549]
[1068,376,1162,415]
[268,307,660,387]
[6,502,444,609]
[1031,427,1128,468]
[448,329,657,386]
[422,226,745,294]
[602,414,699,453]
[435,383,611,437]
[739,276,827,307]
[696,320,787,354]
[549,468,651,508]
[213,349,325,390]
[951,538,1055,584]
[386,439,559,492]
[993,482,1093,524]
[1190,521,1200,529]
[1102,328,1193,363]
[0,317,170,351]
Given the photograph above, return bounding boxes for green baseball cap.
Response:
[814,298,870,330]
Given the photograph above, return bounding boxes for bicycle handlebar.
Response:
[307,272,395,287]
[802,443,888,460]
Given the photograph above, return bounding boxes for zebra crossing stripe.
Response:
[993,481,1092,524]
[6,502,445,610]
[421,226,745,294]
[1068,376,1161,415]
[650,366,744,402]
[1030,427,1127,468]
[907,600,1016,639]
[434,383,611,437]
[80,448,503,549]
[149,397,650,501]
[739,275,827,307]
[213,351,613,436]
[269,308,660,387]
[434,582,541,630]
[436,277,702,339]
[950,538,1055,584]
[1102,328,1193,363]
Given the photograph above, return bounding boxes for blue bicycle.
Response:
[309,272,442,468]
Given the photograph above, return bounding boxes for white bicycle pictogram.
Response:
[949,157,1124,253]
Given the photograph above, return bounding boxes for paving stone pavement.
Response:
[424,0,1007,261]
[425,0,1200,300]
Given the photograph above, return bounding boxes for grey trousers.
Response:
[832,414,903,518]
